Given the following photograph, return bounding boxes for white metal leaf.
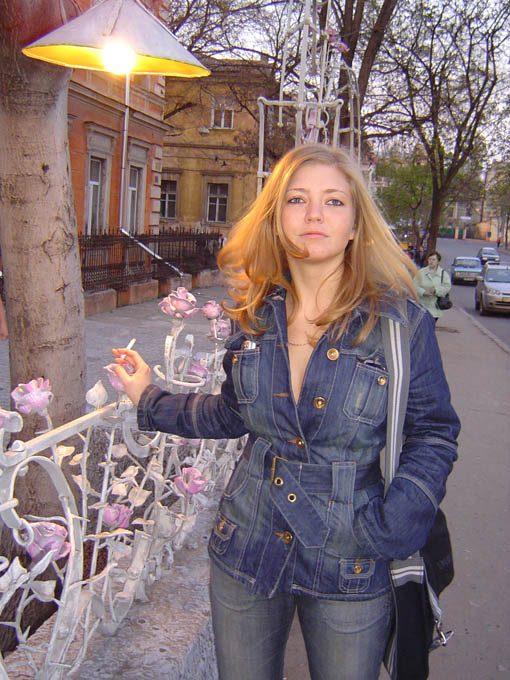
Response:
[111,482,128,497]
[111,443,128,459]
[31,580,56,602]
[86,380,108,409]
[131,518,155,526]
[0,558,28,592]
[55,445,75,464]
[128,487,151,507]
[69,453,83,466]
[91,594,106,618]
[120,465,139,480]
[86,528,133,539]
[29,550,60,577]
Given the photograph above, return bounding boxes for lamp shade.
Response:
[22,0,210,77]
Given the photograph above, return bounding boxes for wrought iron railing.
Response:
[79,228,223,293]
[0,291,236,677]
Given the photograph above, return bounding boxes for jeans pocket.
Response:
[210,513,237,556]
[338,558,375,594]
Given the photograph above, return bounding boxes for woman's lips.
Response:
[302,232,327,238]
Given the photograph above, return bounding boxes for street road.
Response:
[435,237,510,348]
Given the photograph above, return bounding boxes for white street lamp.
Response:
[22,0,210,229]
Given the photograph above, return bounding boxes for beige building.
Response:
[161,58,273,235]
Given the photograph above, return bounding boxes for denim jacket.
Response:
[138,288,460,601]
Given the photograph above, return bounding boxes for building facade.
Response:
[161,58,272,235]
[68,70,167,236]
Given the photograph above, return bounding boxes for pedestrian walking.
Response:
[111,144,460,680]
[414,251,452,324]
[0,298,7,340]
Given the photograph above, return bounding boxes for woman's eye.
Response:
[327,198,344,206]
[288,196,304,204]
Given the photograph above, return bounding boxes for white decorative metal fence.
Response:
[0,289,239,678]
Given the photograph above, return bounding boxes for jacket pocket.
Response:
[343,360,388,425]
[223,456,250,500]
[232,347,260,404]
[209,513,237,556]
[338,558,375,594]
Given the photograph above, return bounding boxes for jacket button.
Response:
[313,396,327,409]
[377,376,387,386]
[217,519,226,532]
[232,355,239,364]
[282,531,293,544]
[327,348,339,361]
[353,563,363,575]
[295,437,305,448]
[287,493,297,503]
[274,476,284,486]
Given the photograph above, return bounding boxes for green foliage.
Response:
[376,156,432,239]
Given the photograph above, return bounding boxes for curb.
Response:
[457,307,510,356]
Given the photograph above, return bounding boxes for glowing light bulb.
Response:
[101,40,136,75]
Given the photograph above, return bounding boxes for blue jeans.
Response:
[210,562,393,680]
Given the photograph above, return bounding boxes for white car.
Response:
[475,265,510,314]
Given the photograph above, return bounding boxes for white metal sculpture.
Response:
[0,289,240,678]
[257,0,362,193]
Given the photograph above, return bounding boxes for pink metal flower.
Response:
[26,521,71,563]
[188,353,209,379]
[11,378,53,415]
[215,318,232,340]
[174,467,206,495]
[103,503,133,529]
[104,362,134,393]
[159,287,199,319]
[202,300,223,320]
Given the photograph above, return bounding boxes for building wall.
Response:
[68,70,167,235]
[161,59,268,234]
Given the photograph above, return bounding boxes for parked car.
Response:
[450,256,482,284]
[475,265,510,314]
[476,246,500,265]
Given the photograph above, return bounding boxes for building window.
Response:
[160,179,177,219]
[211,106,234,129]
[128,165,142,233]
[86,157,105,235]
[207,183,228,223]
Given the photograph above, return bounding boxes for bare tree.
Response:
[368,0,510,250]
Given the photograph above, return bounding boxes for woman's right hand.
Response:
[111,348,152,407]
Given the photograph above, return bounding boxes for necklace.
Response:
[286,338,313,347]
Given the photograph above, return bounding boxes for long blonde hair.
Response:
[217,144,417,344]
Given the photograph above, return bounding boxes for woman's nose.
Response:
[305,201,323,222]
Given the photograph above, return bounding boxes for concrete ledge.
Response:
[158,274,193,297]
[117,280,159,307]
[84,289,117,317]
[191,269,225,289]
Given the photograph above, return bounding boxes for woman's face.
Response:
[428,254,439,268]
[280,162,356,267]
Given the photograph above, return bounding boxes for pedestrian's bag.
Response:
[381,312,454,680]
[436,270,453,310]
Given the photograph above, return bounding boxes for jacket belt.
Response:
[264,454,381,492]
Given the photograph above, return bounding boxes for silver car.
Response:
[475,265,510,314]
[450,256,482,284]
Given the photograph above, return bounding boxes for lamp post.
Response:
[22,0,210,231]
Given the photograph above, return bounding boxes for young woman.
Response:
[112,144,460,680]
[414,251,452,324]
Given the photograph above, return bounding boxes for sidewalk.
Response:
[1,291,509,679]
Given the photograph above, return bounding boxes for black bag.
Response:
[436,270,453,310]
[381,314,454,680]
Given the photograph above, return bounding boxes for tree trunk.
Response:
[427,188,444,254]
[0,50,85,428]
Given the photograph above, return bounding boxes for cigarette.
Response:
[126,338,136,350]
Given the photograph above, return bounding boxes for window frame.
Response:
[160,179,177,219]
[206,182,229,223]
